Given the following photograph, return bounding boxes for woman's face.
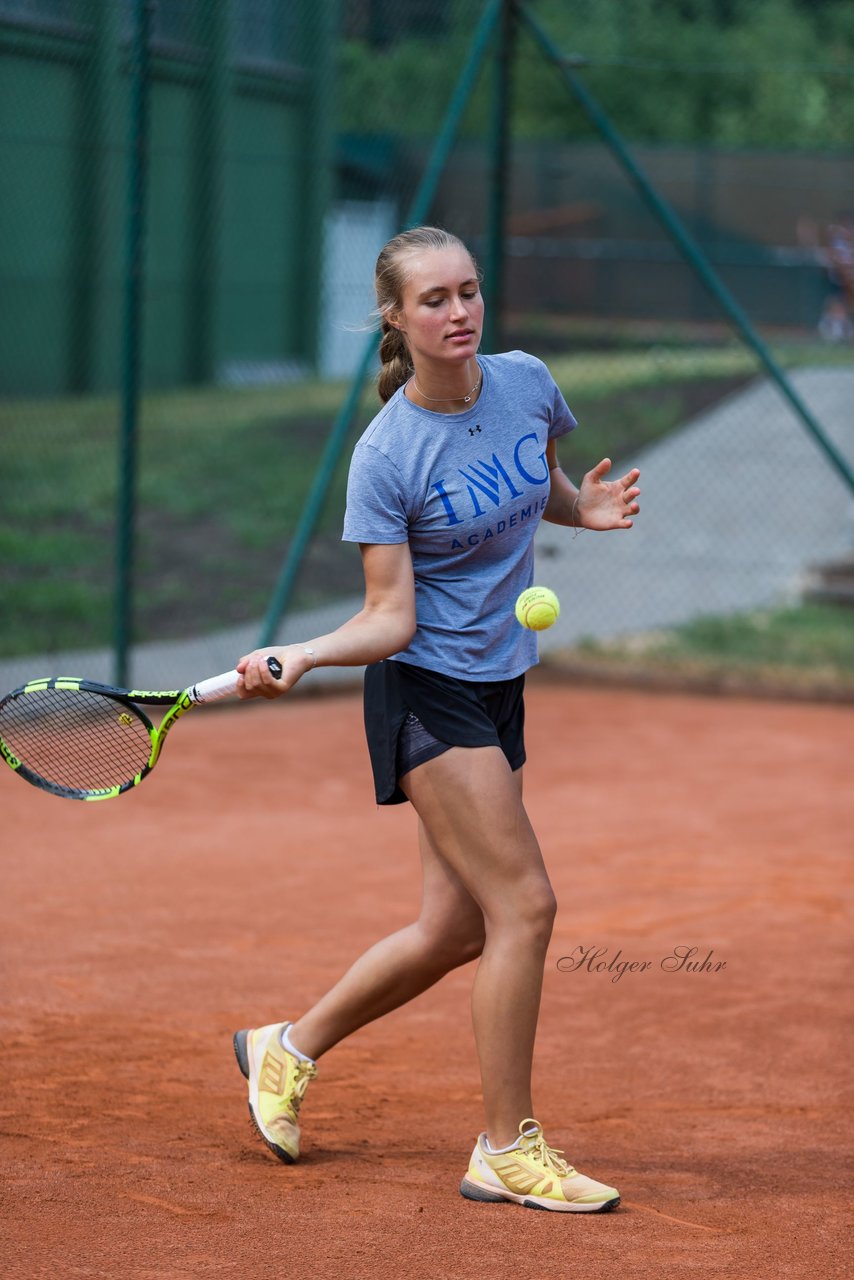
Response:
[393,245,484,370]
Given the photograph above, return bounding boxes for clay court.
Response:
[2,676,852,1278]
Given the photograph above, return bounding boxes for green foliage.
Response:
[338,0,854,147]
[666,603,854,672]
[0,380,371,656]
[338,36,474,137]
[576,602,854,677]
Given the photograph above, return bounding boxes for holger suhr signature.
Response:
[557,945,727,984]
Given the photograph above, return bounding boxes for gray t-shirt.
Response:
[342,350,576,679]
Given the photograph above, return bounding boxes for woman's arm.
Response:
[542,439,640,531]
[237,541,416,698]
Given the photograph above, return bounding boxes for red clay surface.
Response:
[2,678,852,1279]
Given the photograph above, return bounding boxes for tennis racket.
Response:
[0,656,282,802]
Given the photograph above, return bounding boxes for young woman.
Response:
[233,226,640,1213]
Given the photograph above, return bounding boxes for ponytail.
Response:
[377,321,413,404]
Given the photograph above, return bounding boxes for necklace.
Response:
[412,367,482,405]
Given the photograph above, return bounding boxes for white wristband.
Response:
[303,647,318,669]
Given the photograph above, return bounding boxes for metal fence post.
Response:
[482,0,516,355]
[114,0,154,686]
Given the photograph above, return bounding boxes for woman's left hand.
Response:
[576,458,640,530]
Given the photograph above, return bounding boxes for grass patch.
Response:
[562,602,854,694]
[0,379,375,657]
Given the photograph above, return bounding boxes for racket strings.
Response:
[0,688,153,792]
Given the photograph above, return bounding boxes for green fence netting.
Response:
[1,0,853,692]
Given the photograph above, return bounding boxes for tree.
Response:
[338,0,854,148]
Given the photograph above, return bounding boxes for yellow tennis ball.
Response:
[515,586,560,631]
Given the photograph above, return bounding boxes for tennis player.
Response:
[234,225,640,1212]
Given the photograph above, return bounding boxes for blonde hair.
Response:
[374,226,479,404]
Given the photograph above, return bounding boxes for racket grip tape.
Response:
[192,655,283,704]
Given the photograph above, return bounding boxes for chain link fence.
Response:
[1,0,853,693]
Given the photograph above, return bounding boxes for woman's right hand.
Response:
[236,646,314,699]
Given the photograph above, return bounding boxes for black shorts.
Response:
[363,659,526,806]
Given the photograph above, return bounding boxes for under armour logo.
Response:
[468,424,481,436]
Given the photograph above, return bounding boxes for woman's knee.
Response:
[495,880,557,943]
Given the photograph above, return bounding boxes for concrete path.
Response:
[535,365,854,657]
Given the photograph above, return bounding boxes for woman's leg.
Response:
[237,761,492,1167]
[401,747,556,1150]
[288,818,485,1061]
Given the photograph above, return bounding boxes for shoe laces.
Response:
[518,1118,574,1177]
[289,1058,317,1114]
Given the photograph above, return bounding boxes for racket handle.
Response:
[191,656,283,704]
